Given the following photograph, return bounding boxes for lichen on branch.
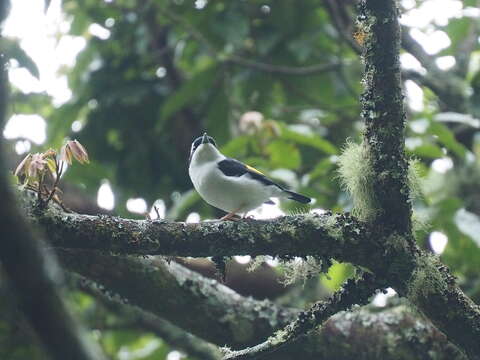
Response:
[358,0,413,235]
[23,193,379,270]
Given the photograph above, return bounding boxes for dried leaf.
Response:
[59,143,73,165]
[28,153,47,178]
[14,153,32,177]
[70,140,89,164]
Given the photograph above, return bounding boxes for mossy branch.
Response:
[223,273,386,360]
[20,186,480,358]
[56,249,466,360]
[354,1,480,359]
[358,0,413,236]
[73,274,223,360]
[22,193,380,270]
[58,249,298,348]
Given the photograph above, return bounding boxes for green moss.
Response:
[338,143,425,233]
[337,141,378,221]
[406,254,446,305]
[407,159,422,202]
[408,159,430,235]
[279,256,325,286]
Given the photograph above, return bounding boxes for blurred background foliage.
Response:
[2,0,480,359]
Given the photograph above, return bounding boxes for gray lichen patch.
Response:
[279,256,327,286]
[323,214,344,242]
[267,328,289,346]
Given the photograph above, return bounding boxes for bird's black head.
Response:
[189,133,217,163]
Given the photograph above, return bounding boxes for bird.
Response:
[188,133,311,220]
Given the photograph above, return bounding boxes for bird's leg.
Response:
[220,208,242,221]
[220,212,239,221]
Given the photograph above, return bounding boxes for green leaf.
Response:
[266,140,301,170]
[70,12,90,36]
[309,158,335,181]
[321,262,355,291]
[160,66,216,121]
[279,124,338,155]
[428,122,467,158]
[443,18,470,54]
[3,38,40,79]
[220,136,250,158]
[205,89,229,144]
[408,143,444,158]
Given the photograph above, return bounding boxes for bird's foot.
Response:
[144,206,162,221]
[220,212,241,221]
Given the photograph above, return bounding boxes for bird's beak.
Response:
[202,133,209,144]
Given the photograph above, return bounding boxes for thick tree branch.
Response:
[359,0,413,236]
[358,2,480,360]
[74,274,223,360]
[306,303,467,360]
[56,249,466,360]
[58,249,297,348]
[0,9,105,360]
[224,272,385,360]
[406,254,480,360]
[27,198,381,270]
[22,187,480,358]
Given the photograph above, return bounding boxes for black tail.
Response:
[284,190,311,204]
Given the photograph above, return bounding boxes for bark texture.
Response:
[56,249,467,360]
[358,2,480,359]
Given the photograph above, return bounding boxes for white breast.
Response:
[189,160,278,214]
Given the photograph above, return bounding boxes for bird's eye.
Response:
[191,137,202,153]
[208,137,216,147]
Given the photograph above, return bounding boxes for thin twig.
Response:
[401,27,439,72]
[45,158,63,205]
[454,10,480,78]
[226,56,343,76]
[153,205,161,219]
[73,274,222,360]
[37,173,44,203]
[323,0,362,54]
[158,4,342,76]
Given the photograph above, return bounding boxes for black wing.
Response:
[217,158,283,189]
